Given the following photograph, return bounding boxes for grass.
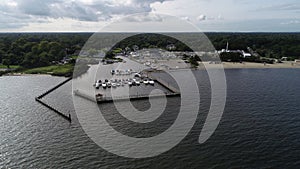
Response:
[0,64,20,69]
[22,64,74,76]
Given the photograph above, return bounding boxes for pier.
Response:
[147,73,180,94]
[74,89,180,103]
[35,77,72,122]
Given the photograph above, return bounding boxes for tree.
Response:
[0,49,4,63]
[2,59,10,68]
[220,52,242,62]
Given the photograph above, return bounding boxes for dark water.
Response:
[0,69,300,168]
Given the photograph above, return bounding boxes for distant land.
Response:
[0,32,299,76]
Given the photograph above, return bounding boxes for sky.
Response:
[0,0,300,32]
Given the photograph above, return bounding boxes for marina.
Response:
[85,69,181,103]
[87,56,181,103]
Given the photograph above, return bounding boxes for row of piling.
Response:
[35,77,72,122]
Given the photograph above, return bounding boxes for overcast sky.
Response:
[0,0,300,32]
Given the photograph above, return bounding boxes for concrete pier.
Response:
[147,73,180,94]
[74,89,180,104]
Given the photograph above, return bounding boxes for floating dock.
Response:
[35,77,72,122]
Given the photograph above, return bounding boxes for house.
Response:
[218,42,252,58]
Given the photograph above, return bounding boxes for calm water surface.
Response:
[0,69,300,168]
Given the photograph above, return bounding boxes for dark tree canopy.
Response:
[1,32,300,69]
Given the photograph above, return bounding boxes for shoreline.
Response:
[202,61,300,69]
[1,72,71,77]
[1,61,300,77]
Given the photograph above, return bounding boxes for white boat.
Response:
[149,80,155,85]
[107,82,111,88]
[136,81,140,85]
[112,83,117,88]
[95,82,100,89]
[134,73,141,78]
[128,81,133,86]
[102,83,107,88]
[143,80,149,85]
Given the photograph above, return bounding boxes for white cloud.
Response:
[180,16,191,21]
[0,0,300,32]
[0,0,172,30]
[122,13,163,22]
[281,20,300,25]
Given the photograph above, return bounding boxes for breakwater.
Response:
[35,77,72,122]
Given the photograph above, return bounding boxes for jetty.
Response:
[35,77,72,122]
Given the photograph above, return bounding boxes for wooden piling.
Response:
[35,77,72,122]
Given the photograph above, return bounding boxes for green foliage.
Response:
[2,59,11,68]
[0,64,20,69]
[0,33,91,69]
[0,32,299,75]
[220,52,242,62]
[23,64,74,76]
[206,33,300,60]
[111,33,193,52]
[189,56,200,67]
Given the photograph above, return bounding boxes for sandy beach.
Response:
[202,61,300,69]
[149,60,300,70]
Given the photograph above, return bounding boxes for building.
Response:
[218,42,252,58]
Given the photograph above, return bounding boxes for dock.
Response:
[74,71,181,104]
[35,77,72,122]
[74,89,180,104]
[147,73,180,94]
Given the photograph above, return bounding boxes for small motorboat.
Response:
[107,82,112,88]
[112,83,117,88]
[95,82,100,89]
[149,79,155,85]
[143,79,149,85]
[128,81,133,86]
[102,83,107,88]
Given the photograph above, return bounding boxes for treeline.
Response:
[0,33,90,68]
[106,32,300,61]
[206,33,300,60]
[1,33,300,69]
[111,33,193,52]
